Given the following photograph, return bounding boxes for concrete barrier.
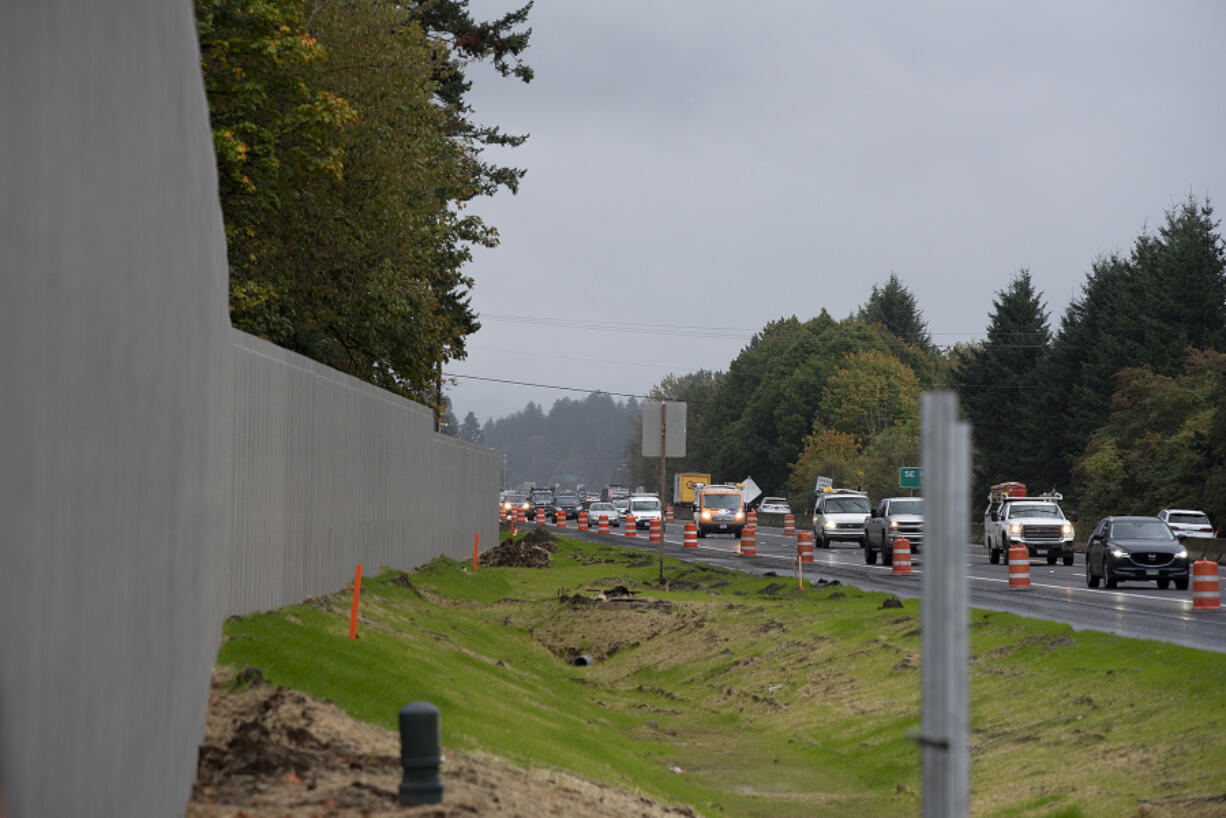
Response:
[1,4,498,815]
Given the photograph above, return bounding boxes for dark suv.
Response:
[552,493,583,522]
[1085,516,1190,590]
[526,489,555,520]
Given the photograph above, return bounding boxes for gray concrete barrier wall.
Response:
[229,331,498,616]
[1,3,499,816]
[1,3,234,816]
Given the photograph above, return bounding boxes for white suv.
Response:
[1156,509,1215,539]
[811,489,871,549]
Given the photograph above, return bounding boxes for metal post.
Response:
[658,401,667,584]
[920,391,970,817]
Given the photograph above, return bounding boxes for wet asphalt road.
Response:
[548,521,1226,654]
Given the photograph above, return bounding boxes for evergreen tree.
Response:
[458,411,483,444]
[857,273,933,350]
[956,269,1052,497]
[1026,197,1226,501]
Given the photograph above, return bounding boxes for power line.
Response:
[444,371,654,400]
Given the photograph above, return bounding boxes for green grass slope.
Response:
[217,536,1226,817]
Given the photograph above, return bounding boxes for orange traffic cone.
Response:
[1192,559,1221,611]
[1008,543,1031,589]
[892,537,912,575]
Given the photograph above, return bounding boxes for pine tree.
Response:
[956,269,1051,496]
[458,411,483,444]
[857,273,933,350]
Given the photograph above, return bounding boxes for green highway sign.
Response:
[899,467,923,489]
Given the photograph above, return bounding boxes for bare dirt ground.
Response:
[188,666,698,818]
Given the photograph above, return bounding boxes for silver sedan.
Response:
[587,502,621,527]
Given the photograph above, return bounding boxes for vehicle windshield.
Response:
[762,497,786,506]
[613,500,630,511]
[704,493,742,511]
[557,494,579,504]
[1007,503,1061,519]
[504,493,525,503]
[589,503,614,512]
[631,499,661,512]
[825,497,870,514]
[888,499,923,515]
[1109,520,1176,540]
[1169,512,1210,525]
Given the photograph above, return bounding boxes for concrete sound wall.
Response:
[229,331,498,617]
[0,2,498,816]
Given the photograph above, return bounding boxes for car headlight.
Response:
[701,510,711,520]
[1009,523,1022,535]
[1108,545,1129,559]
[735,510,744,521]
[889,519,899,529]
[1176,545,1189,559]
[825,520,835,529]
[1062,522,1074,537]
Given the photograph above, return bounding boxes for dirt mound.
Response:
[189,667,696,817]
[478,530,559,568]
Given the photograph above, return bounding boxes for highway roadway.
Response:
[558,521,1226,654]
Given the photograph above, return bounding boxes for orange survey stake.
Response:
[473,532,479,570]
[349,564,362,640]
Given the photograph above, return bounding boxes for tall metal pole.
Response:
[658,401,667,584]
[920,391,970,817]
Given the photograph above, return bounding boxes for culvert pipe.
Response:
[572,654,593,666]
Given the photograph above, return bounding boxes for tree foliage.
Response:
[1073,350,1226,526]
[1026,197,1226,497]
[481,393,637,490]
[196,0,532,405]
[956,269,1052,498]
[785,429,861,510]
[857,273,933,350]
[820,350,921,440]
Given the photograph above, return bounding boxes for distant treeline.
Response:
[483,198,1226,527]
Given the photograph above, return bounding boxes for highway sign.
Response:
[899,467,923,489]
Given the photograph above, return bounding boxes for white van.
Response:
[626,493,663,530]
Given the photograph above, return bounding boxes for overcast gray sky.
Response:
[447,1,1226,424]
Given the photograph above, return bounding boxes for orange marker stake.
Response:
[473,532,480,571]
[349,564,362,640]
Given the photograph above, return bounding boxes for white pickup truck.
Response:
[984,483,1075,566]
[863,496,923,565]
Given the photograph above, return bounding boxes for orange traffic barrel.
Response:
[556,509,567,528]
[1008,543,1031,589]
[535,508,545,526]
[740,525,757,557]
[683,521,697,548]
[783,513,795,535]
[892,537,912,574]
[748,509,758,526]
[796,529,814,563]
[597,514,610,535]
[1193,559,1221,611]
[577,511,588,531]
[666,505,675,522]
[498,507,506,522]
[649,518,662,543]
[624,513,636,537]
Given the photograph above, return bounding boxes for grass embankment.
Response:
[218,535,1226,817]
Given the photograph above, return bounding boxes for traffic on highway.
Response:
[553,517,1226,654]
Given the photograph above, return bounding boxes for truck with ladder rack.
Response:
[983,482,1075,566]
